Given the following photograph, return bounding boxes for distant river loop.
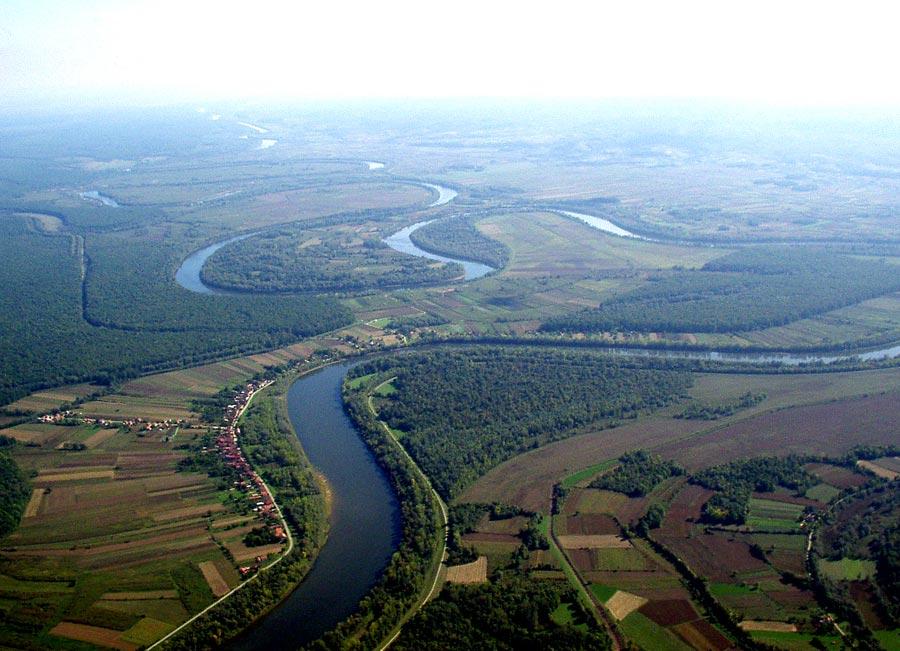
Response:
[174,183,489,290]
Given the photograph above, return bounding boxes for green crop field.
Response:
[747,498,804,531]
[620,612,692,651]
[818,558,876,581]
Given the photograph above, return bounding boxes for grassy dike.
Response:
[306,372,444,650]
[161,373,329,649]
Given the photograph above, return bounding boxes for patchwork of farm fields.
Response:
[552,480,733,650]
[0,410,273,648]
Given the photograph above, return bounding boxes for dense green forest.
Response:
[541,247,900,334]
[84,228,350,331]
[0,215,350,406]
[353,347,692,498]
[0,452,29,538]
[692,456,815,525]
[201,218,461,293]
[589,450,683,496]
[409,215,508,268]
[394,577,609,650]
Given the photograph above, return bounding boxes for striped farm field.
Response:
[619,612,692,651]
[804,463,868,489]
[121,618,175,646]
[445,556,488,584]
[102,590,180,601]
[83,427,121,449]
[99,597,189,625]
[36,469,116,482]
[739,620,798,632]
[49,622,138,651]
[199,560,230,597]
[857,459,899,480]
[557,534,631,549]
[23,488,46,517]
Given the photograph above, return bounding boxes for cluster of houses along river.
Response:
[204,379,289,576]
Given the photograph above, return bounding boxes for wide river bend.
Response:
[230,362,400,650]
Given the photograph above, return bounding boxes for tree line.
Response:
[394,576,609,650]
[0,450,29,539]
[691,456,816,525]
[590,450,683,497]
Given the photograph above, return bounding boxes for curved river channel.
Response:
[174,183,492,292]
[174,181,900,647]
[229,340,900,648]
[230,362,400,650]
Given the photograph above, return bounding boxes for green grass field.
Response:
[588,583,617,603]
[619,611,692,651]
[749,630,843,650]
[804,483,841,503]
[748,497,804,531]
[561,459,617,489]
[817,558,876,581]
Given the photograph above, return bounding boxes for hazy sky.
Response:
[2,0,899,108]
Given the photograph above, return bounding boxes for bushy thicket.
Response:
[394,576,609,651]
[590,450,683,497]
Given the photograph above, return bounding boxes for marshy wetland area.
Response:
[1,103,899,651]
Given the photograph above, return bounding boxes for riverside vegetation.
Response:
[542,248,900,335]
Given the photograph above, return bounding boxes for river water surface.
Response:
[175,234,256,295]
[230,363,400,650]
[382,220,494,281]
[554,209,646,239]
[80,190,119,207]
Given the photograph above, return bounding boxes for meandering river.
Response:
[382,220,495,281]
[226,337,898,648]
[175,182,486,291]
[174,233,255,295]
[79,190,119,207]
[230,363,401,650]
[422,182,457,207]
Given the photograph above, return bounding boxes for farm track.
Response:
[548,502,624,651]
[367,377,449,651]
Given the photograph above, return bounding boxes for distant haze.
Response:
[2,0,899,108]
